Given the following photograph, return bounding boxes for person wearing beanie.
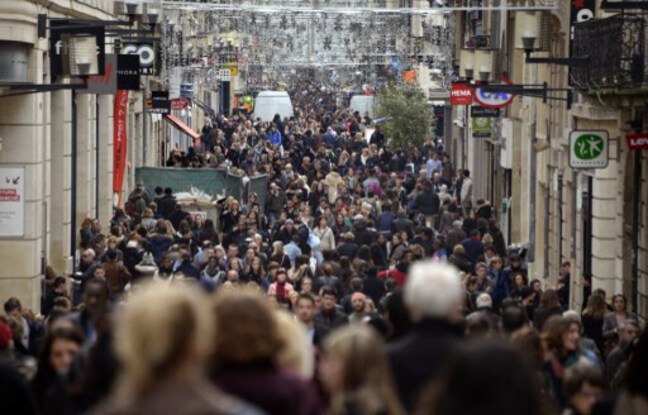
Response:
[348,292,371,325]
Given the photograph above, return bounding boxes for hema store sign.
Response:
[450,83,472,105]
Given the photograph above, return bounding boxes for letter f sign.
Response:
[55,40,63,55]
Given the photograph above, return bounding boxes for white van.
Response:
[349,94,375,118]
[253,91,294,121]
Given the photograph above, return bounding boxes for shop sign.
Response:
[569,130,609,169]
[50,21,105,79]
[451,83,472,105]
[471,106,501,118]
[472,117,492,138]
[474,78,515,109]
[148,91,170,114]
[117,54,141,90]
[80,54,117,95]
[626,133,648,151]
[171,98,190,111]
[120,42,158,75]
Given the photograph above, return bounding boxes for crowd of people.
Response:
[1,101,646,415]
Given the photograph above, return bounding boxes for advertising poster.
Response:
[0,166,25,237]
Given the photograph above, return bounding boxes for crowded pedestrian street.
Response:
[0,1,647,415]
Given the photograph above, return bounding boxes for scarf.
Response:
[275,281,287,301]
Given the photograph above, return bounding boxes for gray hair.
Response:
[404,260,463,321]
[476,293,493,309]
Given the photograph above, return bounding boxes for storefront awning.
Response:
[163,114,200,140]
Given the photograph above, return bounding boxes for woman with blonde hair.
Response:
[93,283,254,414]
[320,325,404,415]
[273,310,315,381]
[270,240,291,270]
[209,291,319,415]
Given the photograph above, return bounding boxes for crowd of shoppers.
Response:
[1,100,645,415]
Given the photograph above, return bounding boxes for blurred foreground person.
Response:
[321,325,404,415]
[210,291,319,415]
[416,341,548,415]
[563,364,606,415]
[30,327,84,415]
[609,327,648,415]
[542,316,598,410]
[386,260,464,411]
[273,309,315,381]
[93,283,259,415]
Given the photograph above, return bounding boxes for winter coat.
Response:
[387,318,462,411]
[414,190,440,216]
[93,378,261,415]
[314,308,349,339]
[314,226,335,252]
[148,234,174,264]
[211,364,319,415]
[156,195,177,219]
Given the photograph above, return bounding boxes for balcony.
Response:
[571,14,646,90]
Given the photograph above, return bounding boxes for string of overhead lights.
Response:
[161,0,558,13]
[160,0,460,93]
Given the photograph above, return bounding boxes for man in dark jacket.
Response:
[460,229,484,270]
[391,211,415,240]
[266,182,287,222]
[313,287,348,339]
[362,267,386,310]
[386,261,464,412]
[176,253,200,279]
[337,232,358,259]
[157,187,176,219]
[414,181,440,228]
[377,203,396,233]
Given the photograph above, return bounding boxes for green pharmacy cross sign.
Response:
[569,130,609,169]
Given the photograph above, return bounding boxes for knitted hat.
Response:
[351,292,366,302]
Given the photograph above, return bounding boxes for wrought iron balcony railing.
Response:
[571,14,646,90]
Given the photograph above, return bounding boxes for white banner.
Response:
[0,166,25,237]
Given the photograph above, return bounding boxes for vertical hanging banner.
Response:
[113,90,129,207]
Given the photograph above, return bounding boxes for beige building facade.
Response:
[0,0,166,310]
[453,4,648,321]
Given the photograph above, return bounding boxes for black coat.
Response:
[362,275,386,310]
[156,195,177,219]
[337,242,358,260]
[387,318,462,412]
[391,216,414,239]
[414,190,440,216]
[314,309,349,339]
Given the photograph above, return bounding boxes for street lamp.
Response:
[474,49,494,82]
[514,11,589,67]
[121,0,161,32]
[459,48,475,80]
[61,34,100,76]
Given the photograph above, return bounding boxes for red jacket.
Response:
[378,267,407,287]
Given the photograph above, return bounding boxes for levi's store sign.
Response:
[626,133,648,151]
[451,83,473,105]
